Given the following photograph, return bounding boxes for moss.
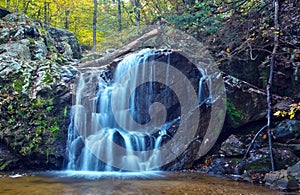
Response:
[260,69,268,88]
[231,158,242,165]
[226,100,245,127]
[0,66,65,160]
[0,160,12,171]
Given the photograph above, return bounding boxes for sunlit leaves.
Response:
[274,102,300,120]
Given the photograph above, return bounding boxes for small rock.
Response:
[265,169,300,190]
[220,134,246,156]
[288,161,300,183]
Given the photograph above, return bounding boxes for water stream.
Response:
[66,49,185,171]
[0,172,285,195]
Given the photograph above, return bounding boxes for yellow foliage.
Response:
[274,102,300,120]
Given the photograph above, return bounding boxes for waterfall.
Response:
[66,49,180,172]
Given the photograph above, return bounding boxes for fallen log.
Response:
[79,28,160,67]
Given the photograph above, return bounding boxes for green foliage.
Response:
[226,100,245,127]
[0,63,64,158]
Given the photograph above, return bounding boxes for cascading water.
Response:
[66,49,211,172]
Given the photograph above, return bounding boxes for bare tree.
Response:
[92,0,98,52]
[65,10,70,29]
[134,0,140,28]
[44,1,50,25]
[266,0,279,171]
[117,0,122,31]
[6,0,11,9]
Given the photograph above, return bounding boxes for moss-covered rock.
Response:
[0,12,80,170]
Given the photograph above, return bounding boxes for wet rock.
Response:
[273,119,300,143]
[3,14,40,41]
[265,170,299,190]
[245,148,299,173]
[288,161,300,184]
[0,12,80,170]
[220,134,246,156]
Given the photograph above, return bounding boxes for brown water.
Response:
[0,171,292,195]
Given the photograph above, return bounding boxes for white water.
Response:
[66,49,179,171]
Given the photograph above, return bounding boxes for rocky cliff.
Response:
[0,9,80,170]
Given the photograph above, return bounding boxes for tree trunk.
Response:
[6,0,11,9]
[23,0,31,14]
[65,10,70,29]
[134,0,140,28]
[44,1,47,24]
[92,0,98,52]
[117,0,122,31]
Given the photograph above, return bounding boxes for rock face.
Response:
[0,13,80,170]
[0,10,298,176]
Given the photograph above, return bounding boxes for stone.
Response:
[220,134,246,156]
[0,28,10,44]
[273,119,300,143]
[288,161,300,183]
[0,12,80,170]
[265,169,300,190]
[3,13,30,22]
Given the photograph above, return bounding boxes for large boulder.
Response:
[46,26,82,59]
[223,74,268,129]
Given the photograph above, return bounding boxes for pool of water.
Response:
[0,171,289,194]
